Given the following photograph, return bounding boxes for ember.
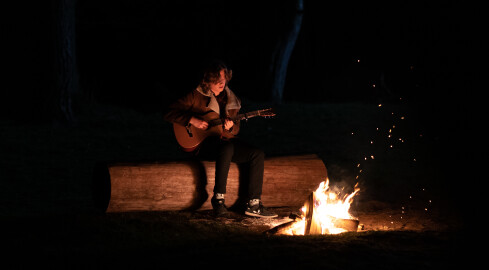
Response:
[270,178,360,235]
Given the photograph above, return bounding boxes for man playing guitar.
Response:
[164,59,277,218]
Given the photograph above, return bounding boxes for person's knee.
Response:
[252,148,265,162]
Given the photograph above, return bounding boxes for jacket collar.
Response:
[196,85,241,115]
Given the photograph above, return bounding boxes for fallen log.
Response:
[92,154,327,213]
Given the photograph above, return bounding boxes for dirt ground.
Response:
[174,200,463,235]
[3,204,468,269]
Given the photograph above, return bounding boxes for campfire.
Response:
[269,178,360,235]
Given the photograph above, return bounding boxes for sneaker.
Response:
[211,197,229,217]
[245,200,278,218]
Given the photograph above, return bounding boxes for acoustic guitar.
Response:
[173,108,276,152]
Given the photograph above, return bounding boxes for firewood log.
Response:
[92,154,327,213]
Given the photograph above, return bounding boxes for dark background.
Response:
[2,0,485,215]
[4,0,484,187]
[1,1,484,267]
[4,0,483,114]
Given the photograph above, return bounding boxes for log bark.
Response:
[92,154,327,213]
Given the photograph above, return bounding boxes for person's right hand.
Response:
[189,117,208,130]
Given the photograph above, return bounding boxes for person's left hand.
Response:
[224,118,234,131]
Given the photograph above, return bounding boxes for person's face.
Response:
[209,69,226,96]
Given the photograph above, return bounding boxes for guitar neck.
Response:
[208,110,264,127]
[236,111,263,121]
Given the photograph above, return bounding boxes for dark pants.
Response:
[197,137,264,200]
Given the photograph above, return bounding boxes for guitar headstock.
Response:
[258,108,276,118]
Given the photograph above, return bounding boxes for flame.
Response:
[277,178,360,235]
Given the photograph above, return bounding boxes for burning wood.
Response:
[267,179,360,235]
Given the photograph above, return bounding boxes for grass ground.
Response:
[1,100,471,268]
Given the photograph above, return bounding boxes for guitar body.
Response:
[172,108,275,152]
[173,111,227,152]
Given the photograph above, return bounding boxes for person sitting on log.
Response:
[163,59,278,218]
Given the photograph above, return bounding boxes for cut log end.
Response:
[332,218,360,232]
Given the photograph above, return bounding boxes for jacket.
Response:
[163,85,242,138]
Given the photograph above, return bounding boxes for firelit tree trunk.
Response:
[270,0,303,104]
[53,0,78,124]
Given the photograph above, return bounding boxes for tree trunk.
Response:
[53,0,78,124]
[270,0,303,104]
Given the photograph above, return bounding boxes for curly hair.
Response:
[199,60,232,94]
